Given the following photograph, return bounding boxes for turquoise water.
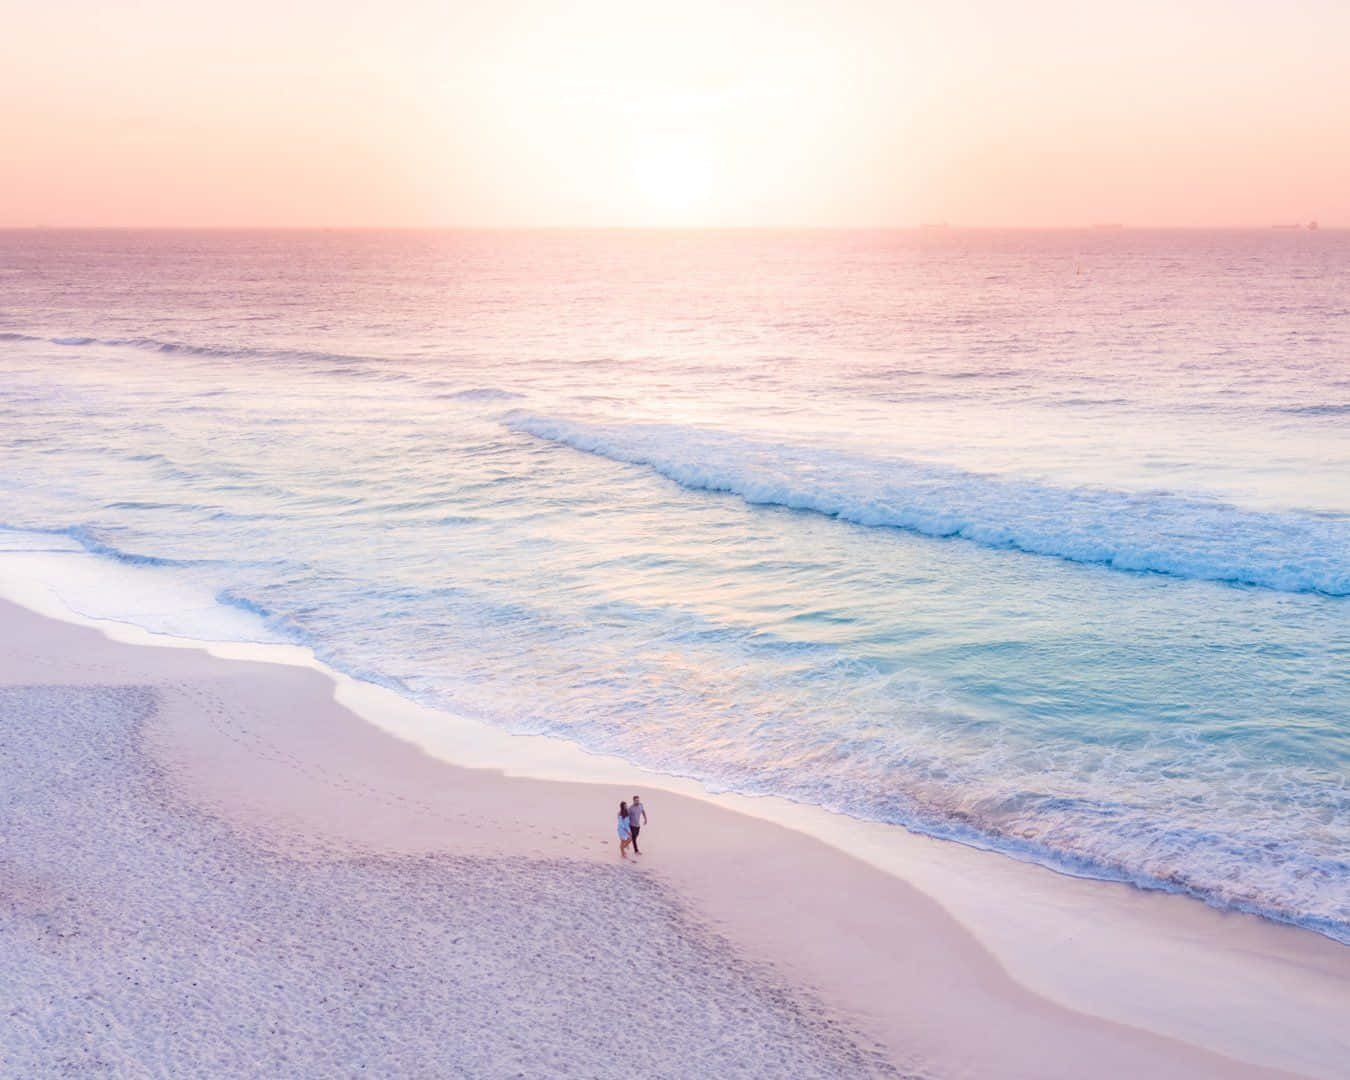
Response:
[2,228,1347,939]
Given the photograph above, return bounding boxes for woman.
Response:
[617,800,632,859]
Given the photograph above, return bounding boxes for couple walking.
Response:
[616,795,647,859]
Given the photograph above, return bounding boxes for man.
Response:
[628,795,648,855]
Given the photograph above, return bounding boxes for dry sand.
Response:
[2,597,1347,1078]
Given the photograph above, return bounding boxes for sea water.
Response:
[2,228,1347,940]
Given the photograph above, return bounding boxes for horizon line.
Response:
[0,223,1341,232]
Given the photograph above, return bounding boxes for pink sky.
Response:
[3,0,1347,227]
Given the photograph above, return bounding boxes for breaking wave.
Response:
[509,414,1350,596]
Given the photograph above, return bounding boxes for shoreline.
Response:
[2,632,893,1077]
[3,571,1348,1075]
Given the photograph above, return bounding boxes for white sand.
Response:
[1,681,893,1077]
[2,597,1347,1077]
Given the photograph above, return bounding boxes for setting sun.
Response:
[4,0,1347,226]
[629,135,717,219]
[2,2,1349,1076]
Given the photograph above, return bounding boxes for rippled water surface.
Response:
[2,228,1347,939]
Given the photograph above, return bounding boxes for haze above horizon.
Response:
[4,0,1347,229]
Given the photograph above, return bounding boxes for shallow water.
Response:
[1,227,1347,940]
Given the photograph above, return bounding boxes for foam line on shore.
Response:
[1,681,894,1078]
[1,557,1348,1077]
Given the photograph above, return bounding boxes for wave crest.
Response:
[509,414,1350,596]
[3,328,378,367]
[440,387,525,402]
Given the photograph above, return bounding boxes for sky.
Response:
[3,0,1348,227]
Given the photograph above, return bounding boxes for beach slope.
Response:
[1,598,1343,1078]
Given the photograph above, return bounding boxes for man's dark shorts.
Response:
[629,825,641,847]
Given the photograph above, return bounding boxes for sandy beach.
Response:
[6,0,1350,1071]
[3,592,1347,1078]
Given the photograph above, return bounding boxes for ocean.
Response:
[2,227,1347,941]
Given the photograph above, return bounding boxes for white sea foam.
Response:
[442,387,526,401]
[3,228,1349,951]
[0,536,285,646]
[508,414,1350,596]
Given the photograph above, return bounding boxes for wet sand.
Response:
[2,597,1346,1077]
